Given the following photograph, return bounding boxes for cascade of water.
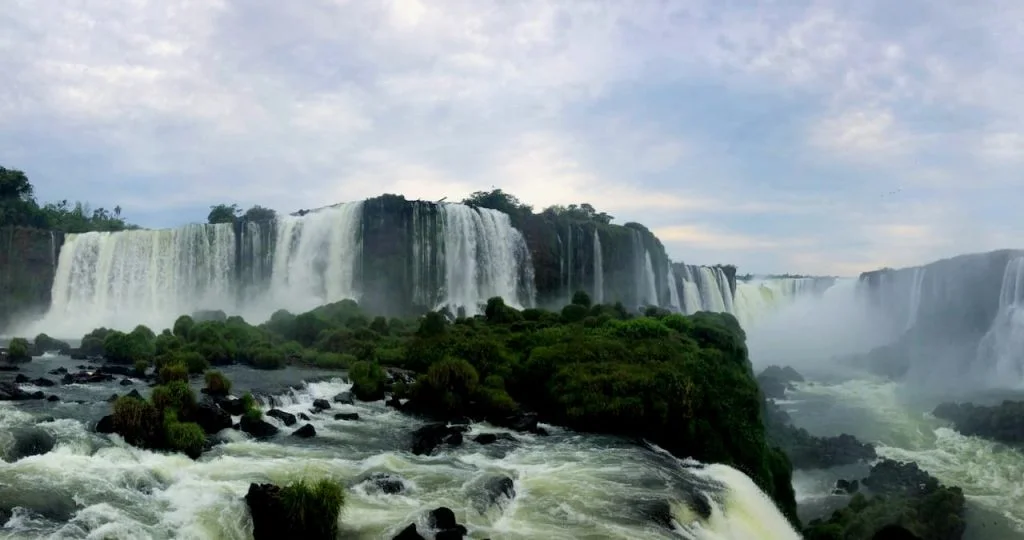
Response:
[974,257,1024,385]
[38,224,236,336]
[438,204,532,314]
[265,202,363,315]
[905,266,927,331]
[733,278,836,328]
[593,229,604,304]
[642,250,659,306]
[667,261,681,312]
[695,267,730,313]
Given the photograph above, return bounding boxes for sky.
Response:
[1,0,1022,276]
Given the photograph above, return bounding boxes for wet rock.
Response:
[245,483,282,539]
[361,472,405,495]
[334,412,359,421]
[299,412,311,421]
[266,409,297,426]
[14,374,29,384]
[61,374,74,385]
[0,364,19,372]
[428,507,467,540]
[7,427,56,461]
[119,378,134,386]
[757,365,804,399]
[48,367,68,375]
[107,393,119,402]
[0,381,43,401]
[95,415,115,434]
[411,423,467,455]
[385,396,403,410]
[46,394,59,402]
[216,396,246,416]
[126,389,143,400]
[481,475,515,508]
[638,500,674,530]
[496,412,548,435]
[393,523,426,540]
[834,478,860,495]
[862,460,937,497]
[240,415,279,439]
[291,423,316,438]
[0,486,78,522]
[194,397,233,434]
[933,400,1024,445]
[473,432,516,445]
[245,482,342,539]
[332,391,354,405]
[764,400,875,469]
[312,398,331,411]
[99,365,134,378]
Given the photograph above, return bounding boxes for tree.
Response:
[242,205,276,222]
[542,203,613,225]
[0,167,34,200]
[208,204,240,224]
[462,189,533,222]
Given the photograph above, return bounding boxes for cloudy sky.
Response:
[2,0,1022,275]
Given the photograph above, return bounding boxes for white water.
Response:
[904,267,926,332]
[641,251,659,307]
[261,203,363,318]
[974,256,1024,387]
[667,263,681,312]
[438,204,534,314]
[28,224,236,337]
[733,278,834,329]
[0,363,800,540]
[593,231,604,305]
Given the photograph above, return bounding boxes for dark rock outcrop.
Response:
[312,398,331,411]
[393,523,426,540]
[360,472,405,495]
[933,400,1024,445]
[428,507,467,540]
[194,398,233,434]
[473,432,516,445]
[764,399,875,469]
[292,423,316,438]
[5,427,55,461]
[95,415,115,434]
[411,423,467,456]
[266,409,297,426]
[334,412,359,421]
[0,381,44,401]
[757,365,804,400]
[240,415,279,439]
[332,391,354,405]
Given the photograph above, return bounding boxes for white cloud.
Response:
[809,108,916,159]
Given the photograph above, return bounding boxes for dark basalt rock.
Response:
[862,460,937,497]
[14,374,28,383]
[125,389,143,400]
[6,427,55,461]
[428,507,467,540]
[0,381,43,401]
[481,475,515,508]
[194,397,233,435]
[385,396,403,410]
[95,415,115,434]
[757,365,804,400]
[292,423,316,438]
[393,523,426,540]
[299,413,311,421]
[334,412,359,421]
[312,398,331,411]
[332,391,354,405]
[833,478,860,495]
[933,400,1024,444]
[240,415,279,439]
[46,394,59,402]
[266,409,297,426]
[495,412,547,435]
[48,367,67,375]
[473,432,516,445]
[216,395,247,416]
[99,365,134,378]
[245,483,282,540]
[0,364,19,371]
[119,378,133,386]
[361,472,405,495]
[411,423,467,455]
[764,400,875,469]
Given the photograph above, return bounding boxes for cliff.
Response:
[0,227,63,330]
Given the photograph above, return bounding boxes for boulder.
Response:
[14,374,29,383]
[496,412,547,435]
[194,398,233,434]
[95,415,115,434]
[240,415,279,439]
[393,523,426,540]
[299,413,311,421]
[428,507,467,540]
[29,378,54,389]
[0,382,43,401]
[360,472,406,495]
[332,391,354,405]
[292,423,317,438]
[334,412,359,421]
[245,482,342,539]
[6,427,55,461]
[46,395,59,402]
[245,484,283,540]
[757,365,804,400]
[481,475,515,509]
[266,409,297,426]
[834,478,860,495]
[216,396,247,416]
[312,398,331,411]
[119,378,134,386]
[473,432,516,445]
[411,423,467,456]
[933,400,1024,444]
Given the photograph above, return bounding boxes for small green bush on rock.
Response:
[204,370,231,395]
[7,337,31,362]
[279,479,346,537]
[349,361,386,401]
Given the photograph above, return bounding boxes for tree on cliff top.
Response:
[463,189,533,222]
[0,166,135,231]
[542,203,613,225]
[208,204,241,224]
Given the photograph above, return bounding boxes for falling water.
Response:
[263,203,363,316]
[33,224,236,337]
[642,251,659,307]
[593,230,604,305]
[974,256,1024,386]
[905,267,926,332]
[667,262,681,312]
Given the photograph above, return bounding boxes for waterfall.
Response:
[733,278,836,328]
[641,250,659,306]
[264,202,363,316]
[974,256,1024,385]
[438,204,533,314]
[593,230,604,305]
[37,224,236,336]
[905,267,926,331]
[667,262,681,312]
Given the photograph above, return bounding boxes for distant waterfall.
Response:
[905,267,926,331]
[266,202,363,315]
[593,230,604,304]
[677,265,733,314]
[733,278,836,327]
[438,204,534,314]
[641,251,659,306]
[974,256,1024,385]
[667,262,681,311]
[40,224,236,336]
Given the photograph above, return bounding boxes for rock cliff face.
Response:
[1,196,680,331]
[0,227,63,330]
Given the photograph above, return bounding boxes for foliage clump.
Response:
[6,337,31,362]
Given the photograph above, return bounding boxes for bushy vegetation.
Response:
[6,337,31,361]
[32,333,71,355]
[207,203,277,225]
[279,479,346,537]
[0,166,136,231]
[79,294,797,520]
[803,488,966,539]
[204,370,232,395]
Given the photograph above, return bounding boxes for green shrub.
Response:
[204,370,231,395]
[173,315,195,338]
[279,479,346,537]
[251,347,286,370]
[134,359,149,376]
[159,362,189,384]
[349,361,387,401]
[241,392,262,420]
[151,381,196,417]
[312,352,353,370]
[165,420,206,459]
[112,396,160,447]
[178,351,209,374]
[7,337,31,361]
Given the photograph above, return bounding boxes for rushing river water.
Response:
[0,355,800,540]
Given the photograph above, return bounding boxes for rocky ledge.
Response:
[763,394,876,470]
[804,459,966,540]
[757,365,805,400]
[933,400,1024,445]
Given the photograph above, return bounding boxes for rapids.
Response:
[0,356,800,540]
